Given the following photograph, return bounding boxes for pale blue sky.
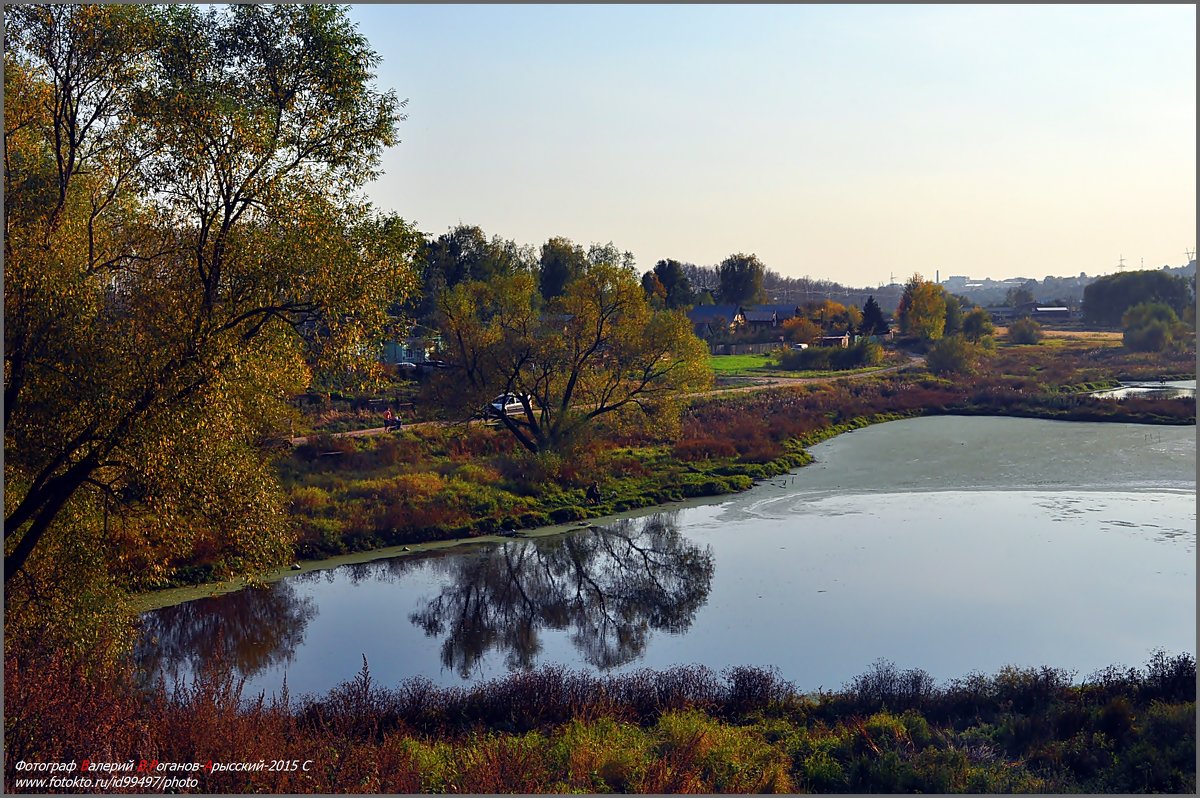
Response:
[348,4,1196,286]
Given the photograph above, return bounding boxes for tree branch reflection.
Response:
[136,579,317,686]
[409,512,714,677]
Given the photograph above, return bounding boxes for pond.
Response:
[1089,379,1196,400]
[136,416,1195,699]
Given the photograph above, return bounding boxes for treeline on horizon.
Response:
[5,641,1193,793]
[404,221,1197,320]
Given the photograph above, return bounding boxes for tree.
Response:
[1004,284,1037,307]
[782,316,822,345]
[805,299,849,331]
[717,253,767,305]
[962,307,995,343]
[641,271,667,309]
[896,274,947,340]
[412,225,533,322]
[858,295,888,336]
[1184,274,1197,328]
[943,294,968,336]
[434,259,712,454]
[1084,270,1192,326]
[538,236,588,300]
[426,225,531,288]
[845,304,863,333]
[4,6,414,597]
[409,514,713,674]
[426,225,488,288]
[680,262,719,295]
[1007,317,1044,345]
[651,259,695,309]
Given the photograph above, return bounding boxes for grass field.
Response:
[708,350,906,380]
[706,353,780,374]
[996,326,1123,344]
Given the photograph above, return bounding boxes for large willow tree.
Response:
[434,257,712,454]
[3,5,417,628]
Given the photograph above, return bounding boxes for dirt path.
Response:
[289,355,926,446]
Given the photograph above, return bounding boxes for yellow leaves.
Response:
[5,4,413,625]
[436,264,713,452]
[899,274,947,341]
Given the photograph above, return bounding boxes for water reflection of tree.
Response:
[409,513,714,678]
[135,580,317,687]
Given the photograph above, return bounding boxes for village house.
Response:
[738,304,802,334]
[381,335,442,364]
[685,304,745,339]
[741,309,780,333]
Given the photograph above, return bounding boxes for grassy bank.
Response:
[5,641,1193,793]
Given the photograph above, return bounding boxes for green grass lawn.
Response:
[707,353,780,374]
[708,351,905,379]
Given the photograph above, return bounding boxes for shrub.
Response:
[5,646,1196,794]
[290,485,330,514]
[778,345,834,371]
[1096,696,1135,741]
[672,437,738,461]
[843,659,936,712]
[723,666,794,715]
[1123,319,1173,352]
[294,432,357,462]
[803,750,847,791]
[517,511,550,528]
[443,478,510,518]
[384,472,447,503]
[1141,649,1196,703]
[962,307,995,342]
[777,339,881,371]
[373,436,402,466]
[832,339,883,369]
[925,334,979,375]
[297,516,347,555]
[1122,301,1188,352]
[1008,317,1044,344]
[452,462,504,486]
[735,437,785,464]
[549,506,586,523]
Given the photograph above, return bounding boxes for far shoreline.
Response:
[131,410,1196,613]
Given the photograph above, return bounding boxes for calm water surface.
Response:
[1090,378,1196,400]
[137,416,1195,697]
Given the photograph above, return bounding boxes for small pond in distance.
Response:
[1089,379,1196,400]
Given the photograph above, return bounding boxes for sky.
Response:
[347,4,1196,287]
